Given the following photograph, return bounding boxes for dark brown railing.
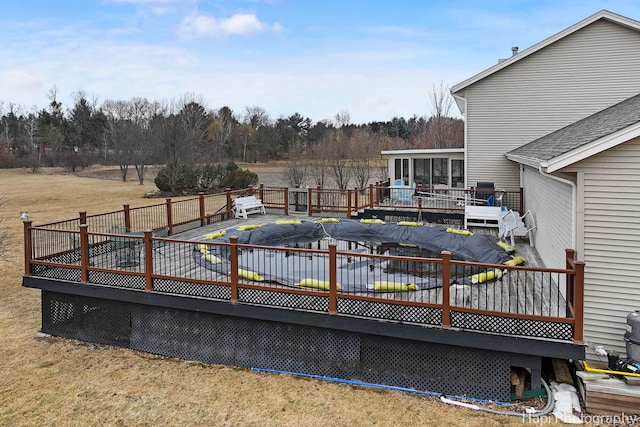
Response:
[24,226,584,342]
[22,183,583,343]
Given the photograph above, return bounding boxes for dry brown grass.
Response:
[0,168,570,426]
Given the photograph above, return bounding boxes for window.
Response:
[413,159,430,187]
[452,159,464,188]
[432,158,448,186]
[394,158,410,185]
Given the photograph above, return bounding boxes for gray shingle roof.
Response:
[507,93,640,162]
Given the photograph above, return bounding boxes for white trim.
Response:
[505,122,640,172]
[452,94,466,116]
[381,148,464,156]
[451,10,640,95]
[544,122,640,172]
[504,153,542,169]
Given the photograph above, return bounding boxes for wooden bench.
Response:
[464,206,503,228]
[233,195,266,219]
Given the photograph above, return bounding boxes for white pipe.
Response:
[440,397,480,410]
[538,166,577,250]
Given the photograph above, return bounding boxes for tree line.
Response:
[0,85,462,190]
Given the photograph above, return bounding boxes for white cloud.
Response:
[0,70,42,102]
[178,13,282,39]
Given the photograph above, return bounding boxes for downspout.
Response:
[538,165,577,250]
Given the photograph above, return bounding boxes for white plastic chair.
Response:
[499,210,536,247]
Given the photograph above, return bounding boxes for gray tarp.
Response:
[192,219,515,292]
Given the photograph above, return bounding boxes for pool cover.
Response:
[192,219,516,292]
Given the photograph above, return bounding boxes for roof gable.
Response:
[506,93,640,172]
[451,10,640,96]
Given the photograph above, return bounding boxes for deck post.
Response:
[23,220,32,275]
[573,260,585,343]
[283,187,289,216]
[79,224,89,283]
[226,188,233,219]
[79,211,87,225]
[199,192,206,227]
[347,190,352,219]
[316,186,321,212]
[229,236,239,302]
[165,198,173,235]
[369,184,374,209]
[328,243,337,314]
[123,204,131,230]
[565,249,576,304]
[519,188,524,213]
[258,184,264,202]
[441,251,452,328]
[144,230,154,291]
[354,187,358,212]
[307,188,312,217]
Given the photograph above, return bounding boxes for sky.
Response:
[1,0,640,124]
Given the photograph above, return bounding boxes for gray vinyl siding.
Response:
[460,19,640,190]
[563,137,640,358]
[521,167,573,276]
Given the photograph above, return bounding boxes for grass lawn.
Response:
[0,167,567,426]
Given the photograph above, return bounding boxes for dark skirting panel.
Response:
[40,290,532,401]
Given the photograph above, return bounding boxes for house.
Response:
[451,9,640,359]
[381,148,465,188]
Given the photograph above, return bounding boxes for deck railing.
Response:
[23,186,584,343]
[33,183,523,236]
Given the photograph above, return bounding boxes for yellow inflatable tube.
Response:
[497,240,516,253]
[237,268,264,281]
[204,230,226,240]
[504,256,525,266]
[204,253,222,264]
[398,221,423,227]
[238,224,260,231]
[276,219,301,225]
[298,278,341,291]
[360,218,384,224]
[319,218,339,223]
[373,281,416,291]
[470,269,503,284]
[447,228,472,236]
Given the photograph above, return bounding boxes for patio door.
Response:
[394,158,410,185]
[432,158,448,186]
[413,159,430,187]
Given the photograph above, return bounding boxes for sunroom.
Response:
[381,148,465,188]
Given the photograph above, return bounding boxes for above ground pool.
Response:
[192,218,521,293]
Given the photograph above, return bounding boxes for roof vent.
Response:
[511,46,519,56]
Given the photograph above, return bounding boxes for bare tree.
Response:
[284,142,307,187]
[208,106,236,161]
[427,81,455,149]
[307,142,329,188]
[129,97,156,184]
[349,129,374,190]
[102,99,135,182]
[24,108,40,172]
[242,106,270,162]
[178,94,210,163]
[334,110,350,128]
[327,130,352,190]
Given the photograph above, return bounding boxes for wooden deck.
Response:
[83,214,563,320]
[27,189,580,344]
